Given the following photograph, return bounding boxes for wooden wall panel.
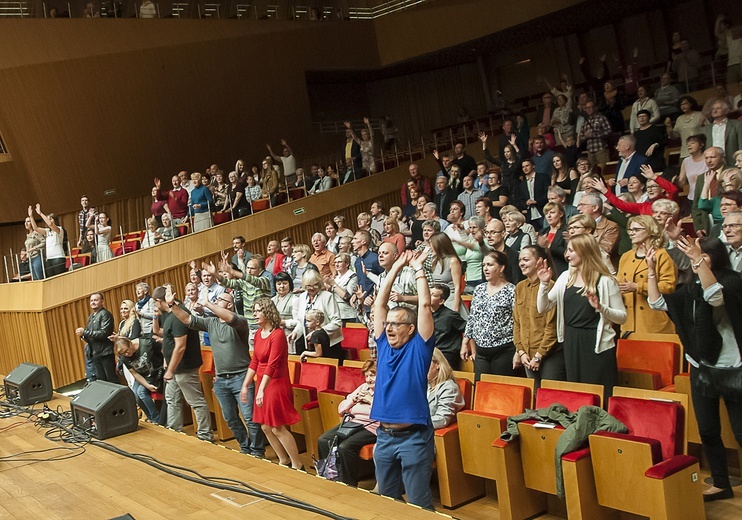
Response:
[0,160,415,387]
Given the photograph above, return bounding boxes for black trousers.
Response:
[440,350,461,371]
[524,346,567,390]
[92,354,117,383]
[474,343,516,381]
[318,425,376,486]
[690,366,742,489]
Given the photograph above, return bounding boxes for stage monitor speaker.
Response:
[3,363,53,406]
[70,381,138,440]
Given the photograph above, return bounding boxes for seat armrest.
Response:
[434,423,458,437]
[561,447,590,462]
[645,455,698,479]
[592,431,663,465]
[301,400,319,411]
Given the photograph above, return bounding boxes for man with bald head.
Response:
[692,147,726,236]
[154,174,189,223]
[167,287,266,457]
[484,219,522,284]
[371,242,418,309]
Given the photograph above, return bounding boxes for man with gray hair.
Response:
[547,186,578,219]
[578,192,618,256]
[703,100,742,165]
[610,134,647,196]
[693,147,726,236]
[422,202,449,231]
[310,232,336,278]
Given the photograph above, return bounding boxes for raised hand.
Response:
[640,164,657,180]
[280,138,287,146]
[35,203,42,214]
[432,149,440,160]
[189,259,197,270]
[645,247,657,270]
[344,121,351,129]
[535,257,552,283]
[154,177,161,189]
[589,176,609,194]
[201,260,218,276]
[28,205,33,217]
[409,248,429,271]
[478,131,487,143]
[363,117,369,124]
[664,218,682,241]
[676,236,703,265]
[164,284,176,305]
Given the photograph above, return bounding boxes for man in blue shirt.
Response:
[371,249,436,510]
[352,230,383,301]
[530,136,555,177]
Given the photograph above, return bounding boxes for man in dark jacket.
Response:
[75,292,116,382]
[433,176,457,222]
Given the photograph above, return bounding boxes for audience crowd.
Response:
[16,13,742,510]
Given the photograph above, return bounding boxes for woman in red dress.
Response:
[241,298,303,469]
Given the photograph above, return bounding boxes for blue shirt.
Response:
[189,185,214,214]
[371,330,435,425]
[354,250,382,297]
[531,150,555,177]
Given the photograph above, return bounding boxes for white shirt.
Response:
[280,155,296,178]
[526,176,541,220]
[615,152,635,196]
[730,243,742,273]
[711,119,728,150]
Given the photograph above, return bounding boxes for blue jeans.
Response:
[374,424,435,510]
[133,381,160,423]
[29,255,44,280]
[213,373,266,456]
[84,344,96,382]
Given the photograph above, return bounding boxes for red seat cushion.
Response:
[473,382,529,416]
[607,396,684,460]
[341,327,369,349]
[617,339,678,388]
[335,366,365,394]
[535,388,600,411]
[298,363,335,393]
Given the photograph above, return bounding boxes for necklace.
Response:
[681,113,695,124]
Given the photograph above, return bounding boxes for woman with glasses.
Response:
[588,164,677,216]
[537,234,626,399]
[461,250,516,380]
[241,298,303,470]
[618,215,677,335]
[325,253,359,325]
[287,270,344,360]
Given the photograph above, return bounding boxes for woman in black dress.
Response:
[536,234,626,399]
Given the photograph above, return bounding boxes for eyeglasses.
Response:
[216,297,231,304]
[721,223,742,230]
[627,227,646,234]
[383,321,413,329]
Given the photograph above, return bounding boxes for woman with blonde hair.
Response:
[501,209,533,254]
[118,299,141,339]
[289,243,319,290]
[537,234,626,398]
[617,215,677,334]
[567,214,615,274]
[428,348,465,429]
[381,217,406,253]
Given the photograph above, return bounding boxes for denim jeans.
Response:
[133,381,160,423]
[84,344,96,382]
[29,254,44,280]
[213,373,266,456]
[374,424,435,510]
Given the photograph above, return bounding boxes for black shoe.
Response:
[703,488,734,502]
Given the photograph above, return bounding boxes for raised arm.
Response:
[27,206,42,233]
[344,121,361,144]
[165,285,192,326]
[409,250,433,341]
[34,204,60,234]
[266,143,281,162]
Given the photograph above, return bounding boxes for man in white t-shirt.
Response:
[267,139,297,185]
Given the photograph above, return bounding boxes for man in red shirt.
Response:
[154,175,189,224]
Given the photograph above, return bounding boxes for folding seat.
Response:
[616,339,680,390]
[288,187,306,201]
[340,323,369,360]
[589,396,704,520]
[251,199,271,213]
[491,380,607,520]
[434,377,486,508]
[291,361,336,458]
[457,377,534,518]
